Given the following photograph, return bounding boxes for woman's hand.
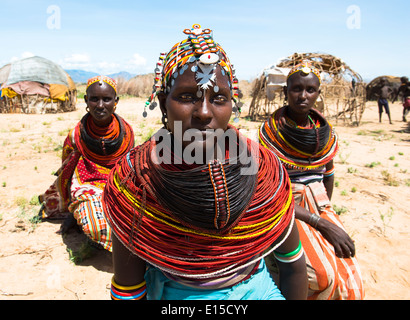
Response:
[316,218,355,258]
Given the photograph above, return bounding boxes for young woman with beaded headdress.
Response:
[102,24,308,300]
[38,76,134,251]
[259,62,365,300]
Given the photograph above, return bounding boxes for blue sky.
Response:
[0,0,409,81]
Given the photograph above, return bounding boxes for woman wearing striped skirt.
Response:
[39,76,134,252]
[259,62,364,300]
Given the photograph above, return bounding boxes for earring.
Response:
[232,101,242,123]
[86,106,90,113]
[283,96,288,107]
[161,113,169,130]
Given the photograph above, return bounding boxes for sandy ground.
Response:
[0,97,409,300]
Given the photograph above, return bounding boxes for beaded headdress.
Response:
[287,61,321,85]
[144,24,241,119]
[87,75,117,93]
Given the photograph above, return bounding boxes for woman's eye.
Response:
[179,94,195,101]
[213,95,228,104]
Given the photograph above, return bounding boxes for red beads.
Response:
[208,160,231,230]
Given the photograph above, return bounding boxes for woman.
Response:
[102,24,307,300]
[259,62,365,300]
[39,75,134,252]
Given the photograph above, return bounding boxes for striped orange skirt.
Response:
[293,182,364,300]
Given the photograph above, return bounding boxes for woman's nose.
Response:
[194,98,212,122]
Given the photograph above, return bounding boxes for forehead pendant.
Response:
[183,24,220,91]
[143,24,242,120]
[301,66,312,75]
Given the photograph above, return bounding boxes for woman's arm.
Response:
[294,204,355,258]
[274,222,308,300]
[323,160,334,200]
[112,234,146,289]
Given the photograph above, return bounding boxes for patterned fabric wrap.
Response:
[70,192,112,251]
[291,182,364,300]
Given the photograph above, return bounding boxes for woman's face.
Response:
[85,82,118,127]
[159,64,233,150]
[285,72,321,117]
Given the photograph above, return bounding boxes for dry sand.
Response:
[0,98,409,300]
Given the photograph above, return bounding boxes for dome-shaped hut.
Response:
[0,56,76,113]
[366,75,401,101]
[248,52,366,125]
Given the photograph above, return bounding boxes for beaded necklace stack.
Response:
[76,113,134,168]
[259,106,338,170]
[102,128,295,285]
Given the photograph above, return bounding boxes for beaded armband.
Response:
[110,276,147,300]
[323,165,335,178]
[273,241,304,264]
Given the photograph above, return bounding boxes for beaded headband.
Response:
[287,61,321,84]
[144,24,241,118]
[87,75,117,93]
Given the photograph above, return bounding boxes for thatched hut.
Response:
[248,52,367,125]
[0,56,77,113]
[366,75,401,101]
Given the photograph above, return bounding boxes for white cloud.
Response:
[57,52,150,74]
[10,51,35,62]
[95,61,121,74]
[61,53,92,70]
[21,51,35,59]
[97,61,120,70]
[64,53,90,64]
[129,53,147,66]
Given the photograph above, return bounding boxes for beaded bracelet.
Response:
[323,167,335,178]
[110,276,147,300]
[273,240,304,264]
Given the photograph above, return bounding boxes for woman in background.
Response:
[39,76,134,251]
[259,62,364,300]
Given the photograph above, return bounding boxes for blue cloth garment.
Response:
[144,259,285,300]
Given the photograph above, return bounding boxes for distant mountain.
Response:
[65,69,136,83]
[108,71,136,81]
[65,69,99,83]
